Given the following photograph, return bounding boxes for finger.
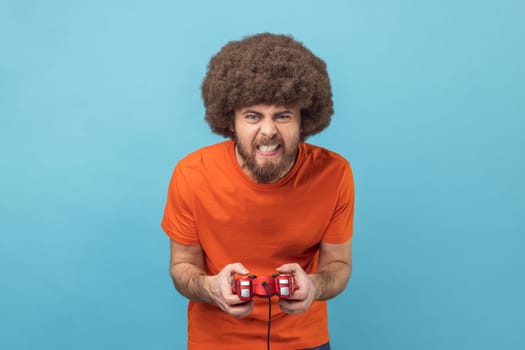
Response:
[227,262,249,275]
[224,293,249,306]
[228,301,254,319]
[282,290,307,301]
[276,263,300,274]
[279,299,307,314]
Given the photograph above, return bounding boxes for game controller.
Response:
[235,274,295,301]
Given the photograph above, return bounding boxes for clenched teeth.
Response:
[257,144,279,152]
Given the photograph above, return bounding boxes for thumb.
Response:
[276,263,299,274]
[229,262,249,275]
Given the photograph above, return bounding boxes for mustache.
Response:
[255,136,283,146]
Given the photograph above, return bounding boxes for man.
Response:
[161,33,354,350]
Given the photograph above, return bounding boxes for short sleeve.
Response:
[321,162,355,243]
[160,165,200,245]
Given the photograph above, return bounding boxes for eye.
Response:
[245,114,260,122]
[275,114,292,121]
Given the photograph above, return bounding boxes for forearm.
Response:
[310,260,351,300]
[170,262,212,302]
[170,259,254,318]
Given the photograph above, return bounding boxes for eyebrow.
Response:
[241,109,294,116]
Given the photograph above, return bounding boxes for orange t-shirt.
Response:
[161,140,354,349]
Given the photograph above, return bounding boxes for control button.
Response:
[280,287,290,296]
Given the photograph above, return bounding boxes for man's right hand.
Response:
[206,262,254,319]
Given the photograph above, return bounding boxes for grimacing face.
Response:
[233,104,302,183]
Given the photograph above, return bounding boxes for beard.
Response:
[235,135,300,183]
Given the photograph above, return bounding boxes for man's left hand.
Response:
[275,263,316,315]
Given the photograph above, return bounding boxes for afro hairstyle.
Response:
[201,33,333,139]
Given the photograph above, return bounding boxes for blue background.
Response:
[1,0,523,349]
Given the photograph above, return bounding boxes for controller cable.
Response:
[262,281,272,350]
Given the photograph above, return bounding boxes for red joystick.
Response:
[235,274,295,301]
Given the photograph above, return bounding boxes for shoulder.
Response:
[293,143,353,188]
[168,141,234,187]
[175,140,232,172]
[292,143,354,198]
[300,143,352,171]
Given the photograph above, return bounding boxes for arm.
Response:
[169,240,254,318]
[276,238,352,314]
[311,239,352,300]
[169,239,209,302]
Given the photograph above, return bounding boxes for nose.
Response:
[259,117,277,137]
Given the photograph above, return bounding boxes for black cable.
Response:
[262,282,272,350]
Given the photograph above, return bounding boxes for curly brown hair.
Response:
[201,33,333,139]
